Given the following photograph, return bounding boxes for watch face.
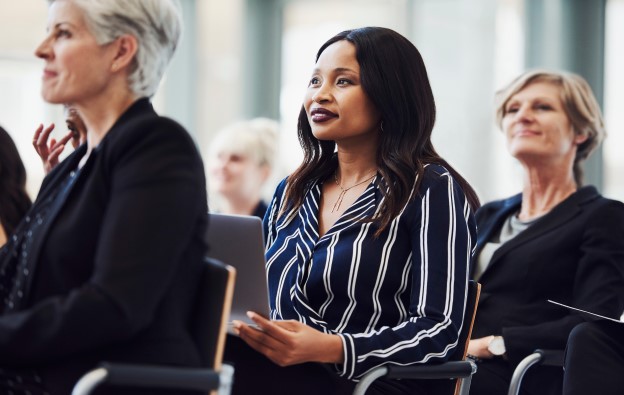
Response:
[488,336,506,356]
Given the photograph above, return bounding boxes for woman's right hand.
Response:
[33,123,73,174]
[232,311,344,366]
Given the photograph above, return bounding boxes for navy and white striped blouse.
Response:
[263,164,476,380]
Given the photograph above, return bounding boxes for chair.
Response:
[507,349,564,395]
[72,257,237,395]
[353,280,481,395]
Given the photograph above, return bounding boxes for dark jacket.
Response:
[472,186,624,392]
[0,99,208,394]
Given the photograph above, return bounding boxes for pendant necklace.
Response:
[332,171,376,213]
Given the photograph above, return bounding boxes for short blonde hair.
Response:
[209,118,279,170]
[495,70,605,186]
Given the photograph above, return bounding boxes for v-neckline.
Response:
[316,176,378,240]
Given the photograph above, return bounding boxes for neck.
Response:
[73,77,139,153]
[519,162,578,221]
[335,144,378,186]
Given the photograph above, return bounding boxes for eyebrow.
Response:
[47,21,76,31]
[312,67,358,74]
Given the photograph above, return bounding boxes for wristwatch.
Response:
[487,336,506,356]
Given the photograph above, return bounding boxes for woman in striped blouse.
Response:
[230,26,479,395]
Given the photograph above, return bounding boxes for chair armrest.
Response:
[72,363,220,395]
[532,349,564,366]
[507,349,564,395]
[353,361,477,395]
[386,360,477,380]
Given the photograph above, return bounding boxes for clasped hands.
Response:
[232,311,344,366]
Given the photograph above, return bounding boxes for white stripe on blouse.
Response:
[263,164,476,380]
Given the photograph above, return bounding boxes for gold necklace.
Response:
[332,171,376,213]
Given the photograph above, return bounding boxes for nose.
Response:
[514,105,534,123]
[35,35,52,60]
[312,83,332,104]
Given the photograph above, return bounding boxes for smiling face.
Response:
[210,150,268,201]
[35,0,117,105]
[502,81,586,166]
[303,40,381,145]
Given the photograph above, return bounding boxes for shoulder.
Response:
[98,100,201,167]
[109,109,194,153]
[416,164,469,198]
[270,177,290,202]
[403,164,466,213]
[576,186,624,218]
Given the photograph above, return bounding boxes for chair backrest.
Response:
[452,280,481,395]
[453,280,481,361]
[192,256,236,370]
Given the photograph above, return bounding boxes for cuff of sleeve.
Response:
[335,333,355,380]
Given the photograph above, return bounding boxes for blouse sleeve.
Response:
[336,172,476,379]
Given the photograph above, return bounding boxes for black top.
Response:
[251,200,268,220]
[0,99,208,395]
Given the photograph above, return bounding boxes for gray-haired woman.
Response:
[0,1,207,394]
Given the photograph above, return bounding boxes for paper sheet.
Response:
[548,300,624,324]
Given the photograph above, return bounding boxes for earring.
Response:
[380,121,385,133]
[112,62,118,71]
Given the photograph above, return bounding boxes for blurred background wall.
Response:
[1,0,622,204]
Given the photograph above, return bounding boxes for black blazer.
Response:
[0,99,208,394]
[472,186,624,368]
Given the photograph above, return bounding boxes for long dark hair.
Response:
[0,126,32,236]
[284,27,479,235]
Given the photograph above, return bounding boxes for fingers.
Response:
[33,123,55,158]
[47,142,66,165]
[53,132,73,150]
[238,314,285,347]
[40,123,55,143]
[233,316,299,366]
[247,312,294,338]
[33,124,44,149]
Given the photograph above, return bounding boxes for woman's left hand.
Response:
[233,312,344,366]
[467,335,495,359]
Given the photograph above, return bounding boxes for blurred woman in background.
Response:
[208,118,279,219]
[0,126,32,248]
[468,70,624,395]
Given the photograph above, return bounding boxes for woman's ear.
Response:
[574,133,589,145]
[110,34,138,73]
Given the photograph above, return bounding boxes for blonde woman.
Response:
[468,70,624,395]
[208,118,279,218]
